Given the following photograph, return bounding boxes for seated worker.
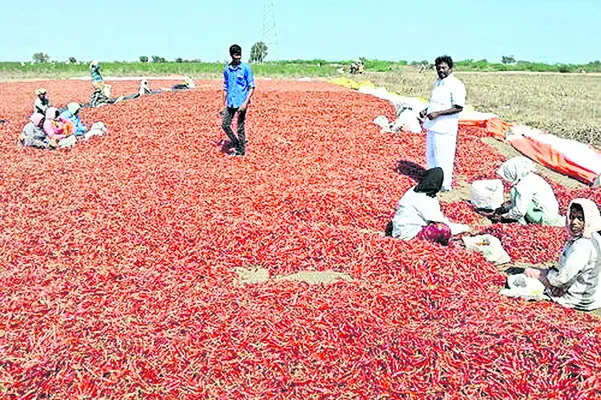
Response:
[522,199,601,311]
[390,167,470,245]
[33,88,51,115]
[489,157,564,226]
[43,107,72,142]
[171,75,195,90]
[349,60,364,74]
[60,103,87,136]
[89,60,104,90]
[139,79,152,95]
[18,113,56,149]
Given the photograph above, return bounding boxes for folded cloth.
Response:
[500,273,547,301]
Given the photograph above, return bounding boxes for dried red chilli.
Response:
[0,80,600,398]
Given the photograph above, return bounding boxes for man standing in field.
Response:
[221,44,255,156]
[420,55,465,191]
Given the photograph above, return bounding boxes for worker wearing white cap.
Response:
[89,60,104,90]
[33,88,51,115]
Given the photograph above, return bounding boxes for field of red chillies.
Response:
[1,79,601,398]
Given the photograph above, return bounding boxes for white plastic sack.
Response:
[471,179,504,210]
[101,84,112,98]
[500,273,546,301]
[391,109,422,133]
[372,115,391,130]
[390,97,428,114]
[84,122,108,140]
[58,135,77,148]
[358,86,390,100]
[90,122,107,132]
[462,234,511,265]
[447,222,470,236]
[508,126,601,177]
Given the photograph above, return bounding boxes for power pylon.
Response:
[260,0,278,59]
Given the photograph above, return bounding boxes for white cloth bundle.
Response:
[471,179,504,210]
[462,234,511,265]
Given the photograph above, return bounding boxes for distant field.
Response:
[1,61,599,146]
[0,61,341,81]
[363,70,601,148]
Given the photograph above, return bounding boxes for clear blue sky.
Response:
[2,0,599,64]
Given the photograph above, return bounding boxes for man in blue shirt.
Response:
[222,44,255,156]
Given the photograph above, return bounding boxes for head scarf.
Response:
[45,107,58,120]
[497,157,535,185]
[29,113,44,126]
[90,60,99,68]
[35,88,47,96]
[67,102,80,115]
[567,199,601,239]
[414,167,444,198]
[184,76,195,88]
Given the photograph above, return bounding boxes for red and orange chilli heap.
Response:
[0,79,600,398]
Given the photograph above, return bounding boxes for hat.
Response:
[496,157,535,185]
[67,102,81,115]
[45,107,58,120]
[89,60,99,68]
[568,199,601,238]
[35,88,47,95]
[29,113,45,126]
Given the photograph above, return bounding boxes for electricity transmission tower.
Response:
[260,0,279,59]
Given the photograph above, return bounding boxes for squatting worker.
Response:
[89,60,104,90]
[33,88,51,115]
[419,55,466,192]
[221,44,255,156]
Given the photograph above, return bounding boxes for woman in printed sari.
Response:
[60,103,87,136]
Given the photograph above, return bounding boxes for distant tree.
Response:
[249,42,268,63]
[151,55,166,63]
[139,56,149,63]
[501,55,516,64]
[68,57,77,64]
[32,52,50,63]
[175,57,184,63]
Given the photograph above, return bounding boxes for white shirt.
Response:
[391,188,468,239]
[503,174,560,222]
[33,98,49,115]
[423,74,466,134]
[547,233,601,311]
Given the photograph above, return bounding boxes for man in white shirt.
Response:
[419,56,466,191]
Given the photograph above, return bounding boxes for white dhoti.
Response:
[426,129,458,190]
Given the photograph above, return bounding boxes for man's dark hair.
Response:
[435,55,454,68]
[229,44,242,56]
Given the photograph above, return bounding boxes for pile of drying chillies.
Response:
[0,80,600,398]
